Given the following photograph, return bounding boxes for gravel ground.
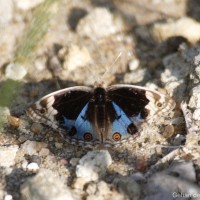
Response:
[1,0,200,200]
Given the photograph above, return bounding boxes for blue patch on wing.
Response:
[61,103,98,141]
[62,117,75,128]
[74,103,95,140]
[111,102,133,140]
[130,112,144,123]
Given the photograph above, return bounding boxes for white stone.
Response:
[124,69,146,83]
[0,145,19,167]
[22,159,28,170]
[27,162,39,171]
[77,8,124,40]
[4,194,13,200]
[21,140,47,155]
[0,0,13,24]
[151,17,200,44]
[189,85,200,108]
[62,45,92,71]
[195,66,200,79]
[21,169,73,200]
[193,108,200,120]
[21,141,38,155]
[128,59,140,71]
[14,0,44,10]
[73,177,89,190]
[5,63,27,80]
[76,150,112,181]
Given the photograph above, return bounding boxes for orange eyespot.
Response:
[112,132,121,141]
[83,132,93,141]
[40,108,46,114]
[155,101,162,108]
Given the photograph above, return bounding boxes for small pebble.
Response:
[22,159,28,170]
[69,158,80,166]
[21,140,48,155]
[0,0,13,24]
[61,45,92,71]
[27,162,40,171]
[85,181,97,195]
[21,169,73,200]
[18,136,28,143]
[77,8,125,40]
[72,177,88,190]
[0,145,19,167]
[58,159,68,166]
[4,194,13,200]
[124,69,146,83]
[128,59,140,71]
[5,63,27,80]
[155,146,163,155]
[30,122,43,134]
[39,148,50,157]
[85,180,126,199]
[76,150,112,181]
[189,85,200,108]
[162,124,175,139]
[173,134,185,145]
[30,155,41,165]
[151,17,200,44]
[14,0,44,10]
[7,115,21,128]
[193,108,200,120]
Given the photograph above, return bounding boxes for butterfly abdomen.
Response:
[93,87,108,141]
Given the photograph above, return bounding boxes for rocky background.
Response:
[1,0,200,199]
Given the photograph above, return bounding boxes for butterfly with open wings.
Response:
[27,82,175,148]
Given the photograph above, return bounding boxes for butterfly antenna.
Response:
[101,52,122,81]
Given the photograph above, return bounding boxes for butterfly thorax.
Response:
[93,87,106,105]
[92,87,108,140]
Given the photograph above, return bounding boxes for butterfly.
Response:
[27,82,175,148]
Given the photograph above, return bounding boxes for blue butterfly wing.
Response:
[104,102,142,145]
[27,86,99,145]
[61,103,100,143]
[106,85,150,145]
[111,102,132,139]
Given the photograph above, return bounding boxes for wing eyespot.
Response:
[83,132,93,141]
[112,132,121,141]
[155,101,162,108]
[40,108,47,114]
[127,123,137,135]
